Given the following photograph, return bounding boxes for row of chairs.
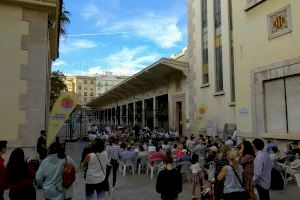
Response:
[119,156,192,180]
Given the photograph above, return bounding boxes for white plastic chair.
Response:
[138,156,148,175]
[146,159,163,179]
[121,157,135,176]
[286,163,300,187]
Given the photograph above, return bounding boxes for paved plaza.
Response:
[5,142,300,200]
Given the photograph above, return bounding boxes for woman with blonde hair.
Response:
[217,150,249,200]
[214,144,230,200]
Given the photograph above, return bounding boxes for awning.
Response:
[88,58,189,108]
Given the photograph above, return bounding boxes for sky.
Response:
[52,0,188,76]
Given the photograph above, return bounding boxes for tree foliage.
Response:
[60,4,71,37]
[50,71,67,110]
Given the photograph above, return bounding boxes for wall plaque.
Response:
[268,5,292,40]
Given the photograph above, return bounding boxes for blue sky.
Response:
[52,0,188,76]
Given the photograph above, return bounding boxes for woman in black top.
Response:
[156,153,182,200]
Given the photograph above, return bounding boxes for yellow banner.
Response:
[47,92,78,147]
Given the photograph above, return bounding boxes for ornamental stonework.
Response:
[268,5,292,40]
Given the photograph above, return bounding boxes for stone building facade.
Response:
[232,0,300,147]
[0,0,62,148]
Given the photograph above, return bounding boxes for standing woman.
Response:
[106,136,120,190]
[240,141,256,200]
[36,143,65,200]
[214,144,230,200]
[217,150,247,200]
[82,139,109,200]
[6,148,36,200]
[57,143,77,200]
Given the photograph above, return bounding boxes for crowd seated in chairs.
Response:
[83,122,300,199]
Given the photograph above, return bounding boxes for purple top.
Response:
[253,150,272,190]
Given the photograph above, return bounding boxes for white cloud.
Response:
[52,60,66,67]
[67,46,161,76]
[82,1,119,27]
[82,4,99,21]
[60,39,98,54]
[102,13,183,48]
[103,46,160,72]
[81,3,183,49]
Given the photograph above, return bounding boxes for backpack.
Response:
[62,157,76,188]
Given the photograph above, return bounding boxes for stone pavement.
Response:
[4,142,300,200]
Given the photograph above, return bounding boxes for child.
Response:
[190,154,203,199]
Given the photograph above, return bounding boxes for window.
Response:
[84,98,87,102]
[229,0,235,102]
[84,80,87,84]
[264,76,300,133]
[202,0,209,84]
[84,92,87,96]
[90,80,94,84]
[90,92,94,97]
[214,0,223,92]
[84,87,88,90]
[78,85,81,90]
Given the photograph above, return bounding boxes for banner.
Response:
[47,92,78,147]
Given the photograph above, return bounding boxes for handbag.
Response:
[95,153,110,191]
[62,157,76,188]
[230,165,251,200]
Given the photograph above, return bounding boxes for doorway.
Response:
[176,101,183,136]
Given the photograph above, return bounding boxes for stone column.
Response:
[105,109,107,125]
[133,101,136,125]
[120,106,123,125]
[115,106,117,126]
[153,97,156,129]
[142,100,145,127]
[126,104,128,125]
[110,108,113,125]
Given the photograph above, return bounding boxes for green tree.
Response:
[60,4,70,37]
[50,70,67,110]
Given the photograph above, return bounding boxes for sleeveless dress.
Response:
[223,165,245,194]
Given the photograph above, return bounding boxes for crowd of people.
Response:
[0,126,300,200]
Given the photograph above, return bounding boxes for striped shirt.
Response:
[106,144,121,161]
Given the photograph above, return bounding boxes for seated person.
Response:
[267,140,278,153]
[149,146,165,165]
[178,149,190,162]
[161,141,171,153]
[120,145,137,161]
[148,144,156,153]
[290,153,300,167]
[164,132,170,140]
[175,143,184,160]
[291,141,300,156]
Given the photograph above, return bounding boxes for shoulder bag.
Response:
[95,153,110,192]
[230,165,251,200]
